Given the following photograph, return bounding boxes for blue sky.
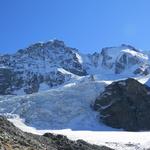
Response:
[0,0,150,53]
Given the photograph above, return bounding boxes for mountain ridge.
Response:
[0,39,150,95]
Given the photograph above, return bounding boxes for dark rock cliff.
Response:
[94,78,150,131]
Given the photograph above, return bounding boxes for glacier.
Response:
[0,78,112,130]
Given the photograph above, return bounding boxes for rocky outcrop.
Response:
[0,116,113,150]
[94,78,150,131]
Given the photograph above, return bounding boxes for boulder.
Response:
[94,78,150,131]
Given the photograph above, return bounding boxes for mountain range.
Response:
[0,40,150,95]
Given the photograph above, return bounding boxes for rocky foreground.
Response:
[0,116,113,150]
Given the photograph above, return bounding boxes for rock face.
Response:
[0,116,113,150]
[94,78,150,131]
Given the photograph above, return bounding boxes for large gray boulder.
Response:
[94,78,150,131]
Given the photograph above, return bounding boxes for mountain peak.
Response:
[17,39,67,55]
[120,44,139,52]
[51,39,65,47]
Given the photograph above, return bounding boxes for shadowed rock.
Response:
[94,78,150,131]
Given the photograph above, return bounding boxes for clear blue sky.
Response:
[1,0,150,54]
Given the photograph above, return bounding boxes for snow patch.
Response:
[75,52,83,64]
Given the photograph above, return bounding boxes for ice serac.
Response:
[0,40,87,94]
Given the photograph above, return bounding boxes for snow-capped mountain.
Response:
[83,44,150,76]
[2,40,150,149]
[0,40,86,95]
[0,40,150,95]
